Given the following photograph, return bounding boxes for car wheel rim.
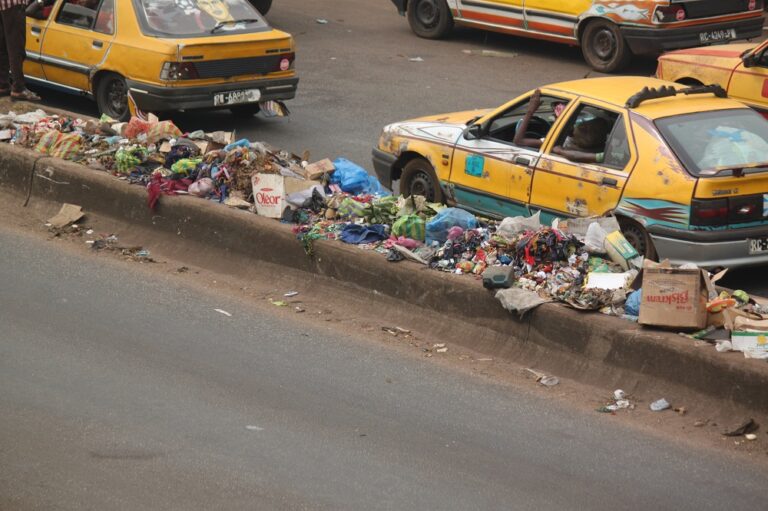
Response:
[410,171,435,201]
[593,29,616,61]
[106,79,127,118]
[622,224,647,256]
[416,0,439,28]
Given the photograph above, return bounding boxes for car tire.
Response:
[230,104,261,119]
[401,158,443,203]
[407,0,454,39]
[581,19,632,73]
[95,73,130,122]
[249,0,272,14]
[618,217,657,260]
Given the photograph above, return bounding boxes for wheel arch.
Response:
[575,16,609,46]
[393,150,433,183]
[90,69,121,96]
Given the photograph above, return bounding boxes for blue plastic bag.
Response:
[331,158,389,195]
[224,138,251,152]
[625,289,642,316]
[425,208,479,245]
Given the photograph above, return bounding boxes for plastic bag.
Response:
[425,208,479,245]
[392,214,426,241]
[496,211,541,240]
[123,117,151,139]
[584,222,608,253]
[330,158,370,194]
[625,289,642,316]
[146,120,182,144]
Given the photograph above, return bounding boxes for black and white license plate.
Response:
[213,88,261,107]
[749,237,768,254]
[699,28,737,44]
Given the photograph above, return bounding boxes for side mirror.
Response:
[463,124,483,140]
[743,53,757,68]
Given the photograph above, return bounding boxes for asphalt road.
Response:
[1,226,767,510]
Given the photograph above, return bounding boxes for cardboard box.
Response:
[635,261,711,330]
[251,174,319,218]
[731,330,768,354]
[300,158,335,180]
[604,230,640,270]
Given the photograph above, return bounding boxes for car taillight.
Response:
[277,52,295,72]
[748,0,763,11]
[691,196,764,226]
[654,5,686,22]
[160,62,199,81]
[691,198,728,226]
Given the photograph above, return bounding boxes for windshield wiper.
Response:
[700,163,768,178]
[211,19,259,34]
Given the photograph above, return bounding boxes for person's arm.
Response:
[513,89,544,149]
[552,145,604,164]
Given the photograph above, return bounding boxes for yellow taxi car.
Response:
[657,39,768,115]
[372,77,768,268]
[24,0,298,121]
[390,0,765,72]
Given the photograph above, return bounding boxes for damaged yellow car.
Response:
[24,0,298,120]
[373,77,768,269]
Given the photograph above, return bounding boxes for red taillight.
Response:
[692,196,764,226]
[654,6,686,23]
[691,198,728,226]
[276,52,295,72]
[160,62,199,81]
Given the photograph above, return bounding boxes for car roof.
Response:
[544,76,749,119]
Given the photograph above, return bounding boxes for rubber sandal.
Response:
[11,89,41,102]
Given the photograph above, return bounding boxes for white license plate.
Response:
[699,28,737,44]
[749,237,768,254]
[213,88,261,106]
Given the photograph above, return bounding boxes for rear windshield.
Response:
[656,109,768,176]
[133,0,270,38]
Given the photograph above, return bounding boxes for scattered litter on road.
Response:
[408,57,424,62]
[745,433,758,441]
[86,229,94,235]
[269,299,288,307]
[524,368,559,386]
[722,418,758,437]
[294,306,306,313]
[316,18,328,24]
[47,203,83,229]
[674,406,687,416]
[245,425,264,431]
[462,49,518,58]
[214,309,232,317]
[650,398,671,412]
[477,358,493,362]
[694,419,710,427]
[284,291,300,297]
[613,389,626,400]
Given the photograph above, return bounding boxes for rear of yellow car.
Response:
[105,0,297,118]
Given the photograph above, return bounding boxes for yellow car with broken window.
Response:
[372,77,768,269]
[24,0,298,120]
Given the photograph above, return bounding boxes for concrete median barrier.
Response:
[2,143,768,413]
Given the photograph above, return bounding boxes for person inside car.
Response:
[552,117,611,164]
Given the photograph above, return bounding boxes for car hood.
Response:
[381,108,492,148]
[407,108,492,126]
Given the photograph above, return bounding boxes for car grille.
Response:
[194,55,283,79]
[673,0,756,19]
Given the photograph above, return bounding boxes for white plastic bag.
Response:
[584,222,608,253]
[496,211,541,240]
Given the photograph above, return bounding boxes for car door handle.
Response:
[515,156,532,166]
[601,177,618,187]
[92,40,103,49]
[30,27,41,35]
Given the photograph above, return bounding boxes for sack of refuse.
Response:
[496,211,541,240]
[392,214,426,241]
[584,221,608,253]
[425,207,479,245]
[330,158,389,195]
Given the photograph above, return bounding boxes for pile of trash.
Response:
[2,110,767,357]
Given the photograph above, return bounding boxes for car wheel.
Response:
[230,104,261,119]
[581,19,632,73]
[95,73,130,122]
[619,217,657,260]
[249,0,271,14]
[401,158,443,203]
[407,0,453,39]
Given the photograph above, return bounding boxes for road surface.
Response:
[1,226,766,510]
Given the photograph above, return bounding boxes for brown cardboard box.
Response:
[635,261,711,330]
[299,159,335,180]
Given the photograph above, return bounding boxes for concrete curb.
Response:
[2,144,768,413]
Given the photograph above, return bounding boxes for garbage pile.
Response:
[2,110,767,355]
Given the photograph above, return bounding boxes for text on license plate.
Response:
[699,28,737,44]
[213,89,261,107]
[749,237,768,254]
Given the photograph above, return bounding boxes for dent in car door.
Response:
[40,0,115,92]
[530,101,635,218]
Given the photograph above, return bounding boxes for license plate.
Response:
[749,237,768,254]
[213,88,261,106]
[699,28,737,44]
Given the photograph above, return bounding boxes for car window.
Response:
[56,0,101,29]
[486,95,569,146]
[133,0,270,38]
[552,104,619,166]
[602,117,631,169]
[93,0,115,35]
[656,108,768,176]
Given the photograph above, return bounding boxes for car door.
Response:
[728,41,768,114]
[448,91,573,218]
[24,6,51,81]
[40,0,116,93]
[457,0,525,28]
[529,99,636,222]
[522,0,587,39]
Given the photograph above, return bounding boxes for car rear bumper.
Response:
[649,223,768,269]
[126,77,299,113]
[372,147,397,190]
[620,16,764,55]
